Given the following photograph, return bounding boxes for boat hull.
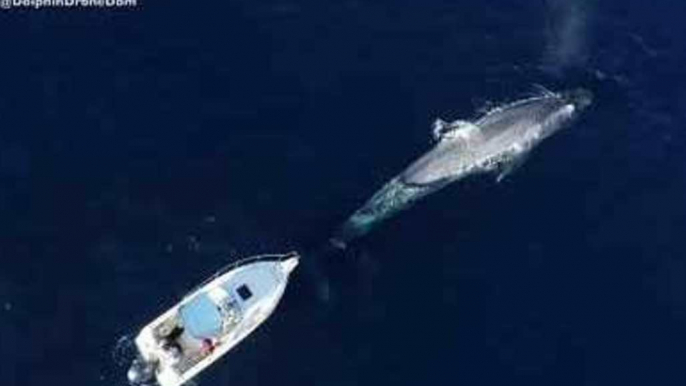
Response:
[129,253,299,386]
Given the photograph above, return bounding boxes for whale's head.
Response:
[533,88,591,141]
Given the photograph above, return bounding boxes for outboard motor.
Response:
[127,357,156,385]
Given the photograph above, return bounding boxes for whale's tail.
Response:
[296,239,348,306]
[329,217,374,250]
[330,177,435,248]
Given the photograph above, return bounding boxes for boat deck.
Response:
[132,255,300,386]
[173,332,209,373]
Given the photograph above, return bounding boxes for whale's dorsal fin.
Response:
[432,119,480,142]
[431,119,450,141]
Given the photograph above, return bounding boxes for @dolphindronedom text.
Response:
[1,0,138,9]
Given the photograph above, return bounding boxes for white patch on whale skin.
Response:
[431,119,449,141]
[539,103,576,137]
[432,119,481,143]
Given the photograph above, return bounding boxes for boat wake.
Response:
[113,335,138,368]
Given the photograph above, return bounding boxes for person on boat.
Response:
[201,338,215,355]
[162,340,184,364]
[160,324,185,362]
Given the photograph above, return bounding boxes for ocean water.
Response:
[1,1,685,386]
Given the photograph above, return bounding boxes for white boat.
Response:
[127,252,300,386]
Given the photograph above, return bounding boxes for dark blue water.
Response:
[2,1,685,385]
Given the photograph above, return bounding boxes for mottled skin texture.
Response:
[401,94,575,186]
[333,89,591,246]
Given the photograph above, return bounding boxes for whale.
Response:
[331,88,592,248]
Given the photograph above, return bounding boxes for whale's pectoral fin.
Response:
[496,153,529,183]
